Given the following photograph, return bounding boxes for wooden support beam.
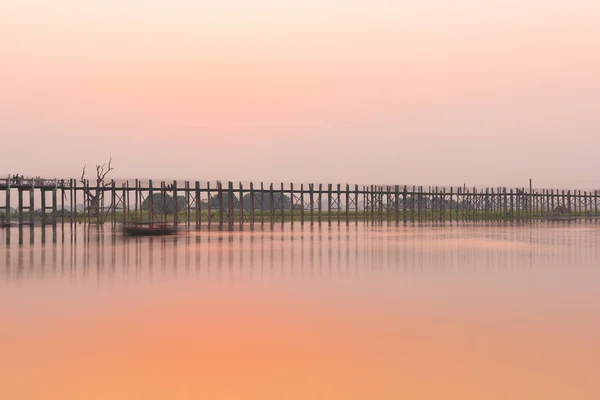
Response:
[261,182,265,226]
[318,184,323,224]
[239,182,244,227]
[70,179,74,228]
[290,183,295,225]
[327,183,332,224]
[309,183,314,225]
[185,181,190,227]
[250,182,255,227]
[148,180,154,224]
[269,183,275,226]
[111,181,116,229]
[280,183,285,226]
[218,181,224,229]
[337,184,341,224]
[300,184,305,225]
[228,181,234,231]
[195,181,201,228]
[346,184,350,224]
[30,182,35,226]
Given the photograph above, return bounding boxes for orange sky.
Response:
[1,1,599,187]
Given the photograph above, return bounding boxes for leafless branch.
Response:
[96,157,114,182]
[80,164,87,185]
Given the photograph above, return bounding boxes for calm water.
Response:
[1,223,599,399]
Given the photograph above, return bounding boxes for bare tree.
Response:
[80,157,114,217]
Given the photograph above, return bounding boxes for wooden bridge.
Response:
[1,176,599,229]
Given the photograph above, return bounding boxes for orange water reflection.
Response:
[1,224,599,399]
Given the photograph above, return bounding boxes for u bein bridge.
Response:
[1,176,600,230]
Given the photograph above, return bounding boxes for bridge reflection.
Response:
[1,224,599,284]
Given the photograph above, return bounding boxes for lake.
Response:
[1,223,599,399]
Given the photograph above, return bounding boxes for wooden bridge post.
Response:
[18,187,23,225]
[455,187,460,223]
[337,184,341,224]
[280,183,285,226]
[372,185,377,223]
[403,186,408,224]
[269,183,275,227]
[83,179,89,226]
[52,184,58,226]
[134,179,140,223]
[261,182,265,226]
[509,188,514,221]
[309,183,314,225]
[300,184,305,225]
[111,181,116,229]
[318,184,323,224]
[138,180,144,223]
[441,187,446,223]
[4,178,9,223]
[239,182,244,227]
[362,185,366,223]
[58,182,63,227]
[217,181,224,229]
[185,181,190,227]
[503,188,507,221]
[249,182,255,227]
[449,187,454,224]
[394,185,399,224]
[346,184,350,224]
[410,185,415,223]
[380,186,385,223]
[172,180,178,227]
[69,179,74,228]
[542,189,551,220]
[379,186,383,223]
[122,183,128,226]
[206,181,212,228]
[354,184,359,224]
[227,181,234,231]
[369,185,373,224]
[73,180,78,225]
[30,181,35,226]
[195,181,201,228]
[99,181,106,226]
[41,187,46,226]
[148,180,154,224]
[386,186,391,223]
[327,184,332,224]
[418,186,423,223]
[290,183,295,225]
[484,188,489,222]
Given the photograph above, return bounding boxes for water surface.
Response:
[1,224,599,399]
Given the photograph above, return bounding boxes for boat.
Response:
[122,222,178,236]
[545,215,578,222]
[0,217,13,228]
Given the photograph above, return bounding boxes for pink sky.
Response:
[1,1,599,188]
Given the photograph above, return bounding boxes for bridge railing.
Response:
[2,176,73,188]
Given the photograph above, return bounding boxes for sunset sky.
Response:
[2,1,599,188]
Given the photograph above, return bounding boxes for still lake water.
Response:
[1,223,599,399]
